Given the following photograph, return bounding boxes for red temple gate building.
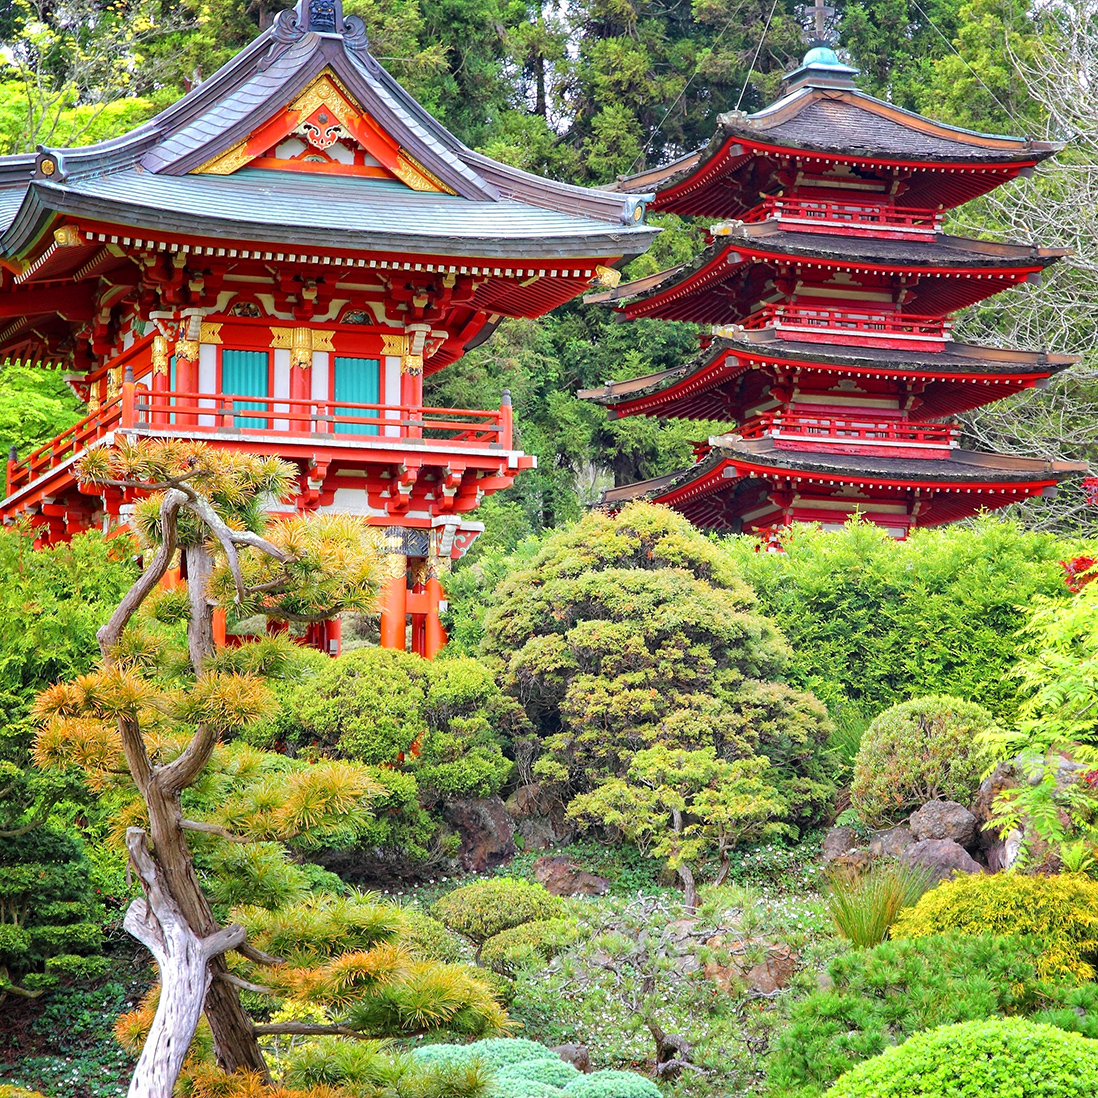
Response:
[0,0,654,654]
[582,43,1086,537]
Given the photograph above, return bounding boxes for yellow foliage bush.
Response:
[891,872,1098,980]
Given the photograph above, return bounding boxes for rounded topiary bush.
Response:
[496,1057,581,1087]
[890,871,1098,980]
[411,1037,553,1071]
[825,1018,1098,1097]
[851,695,997,823]
[398,909,468,963]
[430,880,564,944]
[563,1070,662,1098]
[480,917,579,976]
[492,1082,565,1098]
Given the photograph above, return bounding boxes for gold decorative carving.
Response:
[199,322,223,344]
[152,335,169,376]
[594,265,622,289]
[106,366,122,398]
[381,333,407,357]
[176,339,200,361]
[193,139,252,176]
[410,560,428,587]
[88,389,100,413]
[400,353,424,376]
[393,150,454,195]
[270,327,336,370]
[53,225,82,247]
[384,552,407,579]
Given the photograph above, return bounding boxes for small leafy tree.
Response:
[30,439,405,1097]
[567,745,787,911]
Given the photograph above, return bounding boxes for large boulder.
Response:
[902,838,983,881]
[505,783,575,851]
[441,796,515,872]
[821,826,860,864]
[703,937,798,995]
[869,826,914,858]
[909,800,977,848]
[533,856,610,897]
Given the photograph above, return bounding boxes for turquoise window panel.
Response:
[333,356,381,436]
[221,349,270,429]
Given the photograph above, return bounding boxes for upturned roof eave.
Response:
[0,181,657,263]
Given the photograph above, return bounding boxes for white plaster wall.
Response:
[198,343,217,427]
[273,348,291,431]
[383,355,401,438]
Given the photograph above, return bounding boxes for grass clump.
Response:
[823,860,933,947]
[824,1017,1098,1097]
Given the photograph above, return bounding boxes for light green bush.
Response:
[480,917,580,976]
[398,909,469,963]
[493,1082,565,1098]
[825,1018,1098,1097]
[891,872,1098,980]
[496,1057,581,1087]
[431,880,564,944]
[563,1070,662,1098]
[851,695,997,824]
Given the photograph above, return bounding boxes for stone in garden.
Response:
[821,826,860,863]
[901,838,983,881]
[826,848,873,882]
[909,800,977,847]
[441,795,515,872]
[532,856,610,897]
[703,937,798,994]
[869,826,914,858]
[972,762,1017,826]
[505,784,576,850]
[551,1043,591,1073]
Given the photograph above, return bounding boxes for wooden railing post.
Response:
[6,445,15,497]
[500,389,513,449]
[121,365,136,428]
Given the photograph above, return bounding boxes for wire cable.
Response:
[736,0,781,112]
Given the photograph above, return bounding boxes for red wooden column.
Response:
[151,334,171,425]
[401,337,424,439]
[379,531,407,650]
[424,532,449,659]
[174,335,200,426]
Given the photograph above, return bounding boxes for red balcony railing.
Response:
[6,383,514,498]
[743,197,942,239]
[741,303,951,350]
[739,411,959,455]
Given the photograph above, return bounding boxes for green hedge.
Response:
[825,1018,1098,1097]
[430,880,564,944]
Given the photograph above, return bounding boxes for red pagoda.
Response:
[581,38,1085,537]
[0,0,655,654]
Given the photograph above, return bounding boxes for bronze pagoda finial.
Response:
[807,0,837,48]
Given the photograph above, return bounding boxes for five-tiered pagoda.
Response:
[582,36,1085,537]
[0,0,655,654]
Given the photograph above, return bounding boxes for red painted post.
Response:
[6,445,16,498]
[121,365,136,428]
[424,575,448,659]
[500,389,513,449]
[151,335,171,425]
[175,337,199,426]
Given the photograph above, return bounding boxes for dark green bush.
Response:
[767,934,1098,1097]
[824,1017,1098,1097]
[727,517,1086,726]
[431,880,563,944]
[851,695,997,824]
[480,917,579,976]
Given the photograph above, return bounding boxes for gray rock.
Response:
[973,762,1017,827]
[909,800,977,848]
[551,1044,591,1073]
[821,826,860,864]
[902,838,983,881]
[869,826,914,858]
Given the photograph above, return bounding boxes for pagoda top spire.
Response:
[784,0,858,92]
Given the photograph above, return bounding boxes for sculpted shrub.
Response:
[431,880,564,945]
[851,695,997,824]
[825,1018,1098,1098]
[482,503,834,831]
[479,917,579,976]
[767,934,1098,1097]
[891,872,1098,980]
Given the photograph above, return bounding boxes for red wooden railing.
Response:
[743,303,951,349]
[739,411,959,451]
[6,384,514,498]
[743,197,942,238]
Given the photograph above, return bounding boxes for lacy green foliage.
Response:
[766,934,1098,1097]
[562,1072,661,1098]
[727,518,1087,726]
[0,525,135,751]
[568,746,788,891]
[824,1018,1098,1098]
[481,504,833,830]
[430,880,563,945]
[0,364,81,453]
[891,872,1098,980]
[479,918,579,977]
[851,695,998,824]
[278,647,518,801]
[279,1036,490,1096]
[823,861,934,948]
[0,824,105,993]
